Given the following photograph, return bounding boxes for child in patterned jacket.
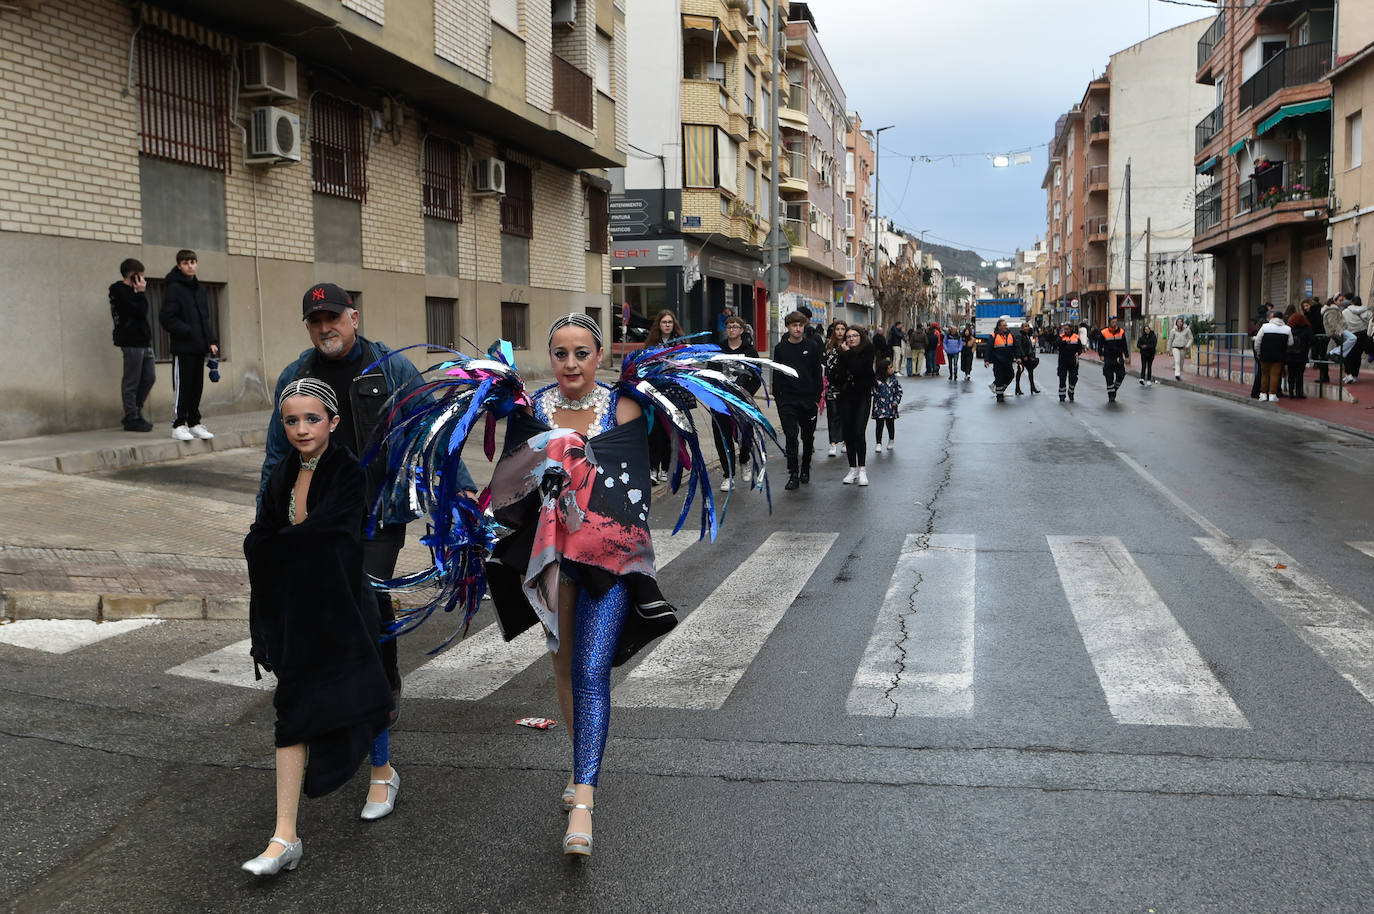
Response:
[872,357,903,453]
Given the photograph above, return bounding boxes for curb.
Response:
[1,591,250,623]
[8,428,267,475]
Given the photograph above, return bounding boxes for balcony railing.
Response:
[784,150,806,180]
[1195,181,1222,236]
[1089,113,1109,136]
[1085,266,1107,287]
[782,217,806,248]
[1197,13,1224,69]
[1087,164,1108,189]
[552,53,593,128]
[1085,217,1108,241]
[1238,157,1330,214]
[1195,104,1224,154]
[1239,41,1332,111]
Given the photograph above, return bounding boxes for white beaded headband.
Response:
[278,377,339,416]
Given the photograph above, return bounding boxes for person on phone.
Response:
[160,249,219,440]
[109,257,156,432]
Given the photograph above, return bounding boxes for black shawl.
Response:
[245,444,392,798]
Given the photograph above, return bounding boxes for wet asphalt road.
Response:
[4,363,1374,913]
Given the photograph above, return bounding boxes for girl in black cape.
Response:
[240,378,393,877]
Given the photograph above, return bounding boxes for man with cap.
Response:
[259,283,477,721]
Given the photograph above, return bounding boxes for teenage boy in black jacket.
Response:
[160,248,219,440]
[109,257,156,432]
[771,310,824,490]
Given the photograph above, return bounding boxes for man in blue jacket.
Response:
[259,283,477,718]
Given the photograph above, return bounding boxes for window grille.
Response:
[501,301,529,349]
[426,297,457,351]
[137,29,230,171]
[311,95,367,201]
[501,162,533,238]
[423,137,463,222]
[586,186,609,254]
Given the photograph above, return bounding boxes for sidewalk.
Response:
[1078,350,1374,441]
[0,368,782,622]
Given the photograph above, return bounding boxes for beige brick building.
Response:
[0,0,625,439]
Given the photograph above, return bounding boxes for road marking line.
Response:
[847,534,975,718]
[1198,537,1374,705]
[1349,541,1374,561]
[614,531,838,710]
[1072,418,1228,539]
[0,618,162,654]
[405,530,695,701]
[1048,535,1249,728]
[166,637,273,691]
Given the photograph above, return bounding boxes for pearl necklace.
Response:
[543,384,609,432]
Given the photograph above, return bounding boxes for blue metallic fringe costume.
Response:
[359,336,794,786]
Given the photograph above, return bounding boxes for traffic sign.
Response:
[766,266,790,295]
[763,224,792,265]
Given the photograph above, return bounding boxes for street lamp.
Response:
[871,124,895,325]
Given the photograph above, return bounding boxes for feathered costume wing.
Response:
[359,337,796,651]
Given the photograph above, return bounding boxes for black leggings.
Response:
[839,393,871,467]
[1140,351,1156,381]
[874,417,895,444]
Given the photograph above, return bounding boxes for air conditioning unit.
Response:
[242,44,298,100]
[552,0,576,27]
[247,106,301,164]
[472,157,507,195]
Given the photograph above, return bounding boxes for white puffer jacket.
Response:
[1343,303,1372,335]
[1169,324,1193,350]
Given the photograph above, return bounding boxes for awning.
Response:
[1196,155,1218,174]
[682,14,718,32]
[1257,98,1333,136]
[1228,137,1248,156]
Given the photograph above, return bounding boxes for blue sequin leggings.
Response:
[571,581,630,787]
[370,729,389,767]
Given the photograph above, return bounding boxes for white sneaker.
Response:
[1174,374,1181,380]
[171,425,194,441]
[827,444,837,458]
[189,424,214,439]
[1139,379,1145,386]
[840,443,847,455]
[874,442,884,454]
[1344,375,1357,384]
[857,468,869,486]
[842,468,858,485]
[720,477,734,492]
[885,440,894,450]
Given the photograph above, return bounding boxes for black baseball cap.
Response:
[302,282,354,319]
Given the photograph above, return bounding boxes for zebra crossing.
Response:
[3,535,1374,729]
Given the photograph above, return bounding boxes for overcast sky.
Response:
[813,0,1214,262]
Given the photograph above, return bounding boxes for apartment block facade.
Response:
[0,0,625,439]
[1192,0,1372,329]
[1042,108,1088,325]
[839,111,875,323]
[1329,39,1374,299]
[615,0,783,347]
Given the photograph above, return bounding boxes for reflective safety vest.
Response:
[1060,333,1080,345]
[1101,327,1125,340]
[993,331,1016,348]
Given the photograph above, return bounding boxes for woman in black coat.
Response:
[1286,310,1314,398]
[241,379,393,877]
[835,326,876,485]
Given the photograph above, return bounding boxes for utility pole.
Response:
[1143,216,1151,319]
[872,124,894,326]
[1123,158,1132,324]
[768,0,780,349]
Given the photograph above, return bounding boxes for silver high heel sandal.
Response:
[241,836,303,876]
[562,804,593,857]
[561,785,576,812]
[361,768,400,820]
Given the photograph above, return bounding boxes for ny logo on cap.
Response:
[311,287,327,301]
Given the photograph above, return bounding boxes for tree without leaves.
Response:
[877,261,927,328]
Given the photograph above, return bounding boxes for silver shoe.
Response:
[360,768,400,820]
[563,803,593,857]
[561,785,577,812]
[241,836,302,876]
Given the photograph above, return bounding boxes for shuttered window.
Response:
[136,29,230,171]
[717,128,737,194]
[586,186,609,254]
[311,96,367,201]
[501,162,533,238]
[595,31,612,94]
[423,136,462,222]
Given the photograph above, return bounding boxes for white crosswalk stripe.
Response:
[166,638,273,691]
[613,531,838,710]
[1049,536,1249,729]
[1197,537,1374,705]
[1348,541,1374,561]
[405,530,696,701]
[0,618,161,654]
[847,534,975,718]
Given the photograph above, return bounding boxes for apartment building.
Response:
[777,2,849,330]
[1042,108,1088,325]
[1192,0,1372,329]
[1108,20,1217,320]
[614,0,782,346]
[837,111,875,324]
[0,0,625,439]
[1328,36,1374,298]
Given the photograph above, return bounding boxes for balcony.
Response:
[1087,164,1108,193]
[1195,181,1222,236]
[1085,267,1107,289]
[1085,217,1108,243]
[1196,13,1224,70]
[782,216,807,250]
[1089,113,1109,142]
[552,53,593,129]
[1237,157,1330,215]
[1195,104,1223,155]
[780,148,807,192]
[1239,41,1332,111]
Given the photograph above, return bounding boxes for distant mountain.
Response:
[895,233,1000,291]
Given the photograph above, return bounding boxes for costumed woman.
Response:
[241,378,394,877]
